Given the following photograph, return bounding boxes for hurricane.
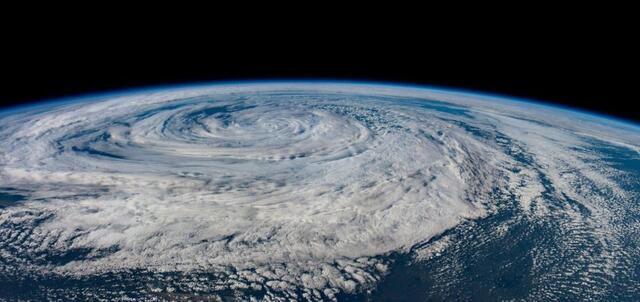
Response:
[1,83,639,301]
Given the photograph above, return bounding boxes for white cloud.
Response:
[0,83,637,300]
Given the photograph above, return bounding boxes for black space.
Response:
[2,18,638,124]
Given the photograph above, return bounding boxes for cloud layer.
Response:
[1,83,638,300]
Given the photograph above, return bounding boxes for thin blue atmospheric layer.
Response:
[0,80,638,130]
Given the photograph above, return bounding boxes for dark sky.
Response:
[2,18,638,124]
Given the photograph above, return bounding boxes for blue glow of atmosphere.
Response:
[1,80,638,130]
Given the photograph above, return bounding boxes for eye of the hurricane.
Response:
[62,101,374,164]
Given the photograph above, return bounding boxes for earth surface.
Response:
[0,82,639,301]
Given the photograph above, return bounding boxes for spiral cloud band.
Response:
[1,83,639,300]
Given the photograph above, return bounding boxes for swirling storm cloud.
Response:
[1,83,639,301]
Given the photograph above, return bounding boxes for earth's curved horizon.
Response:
[3,81,640,129]
[1,82,639,301]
